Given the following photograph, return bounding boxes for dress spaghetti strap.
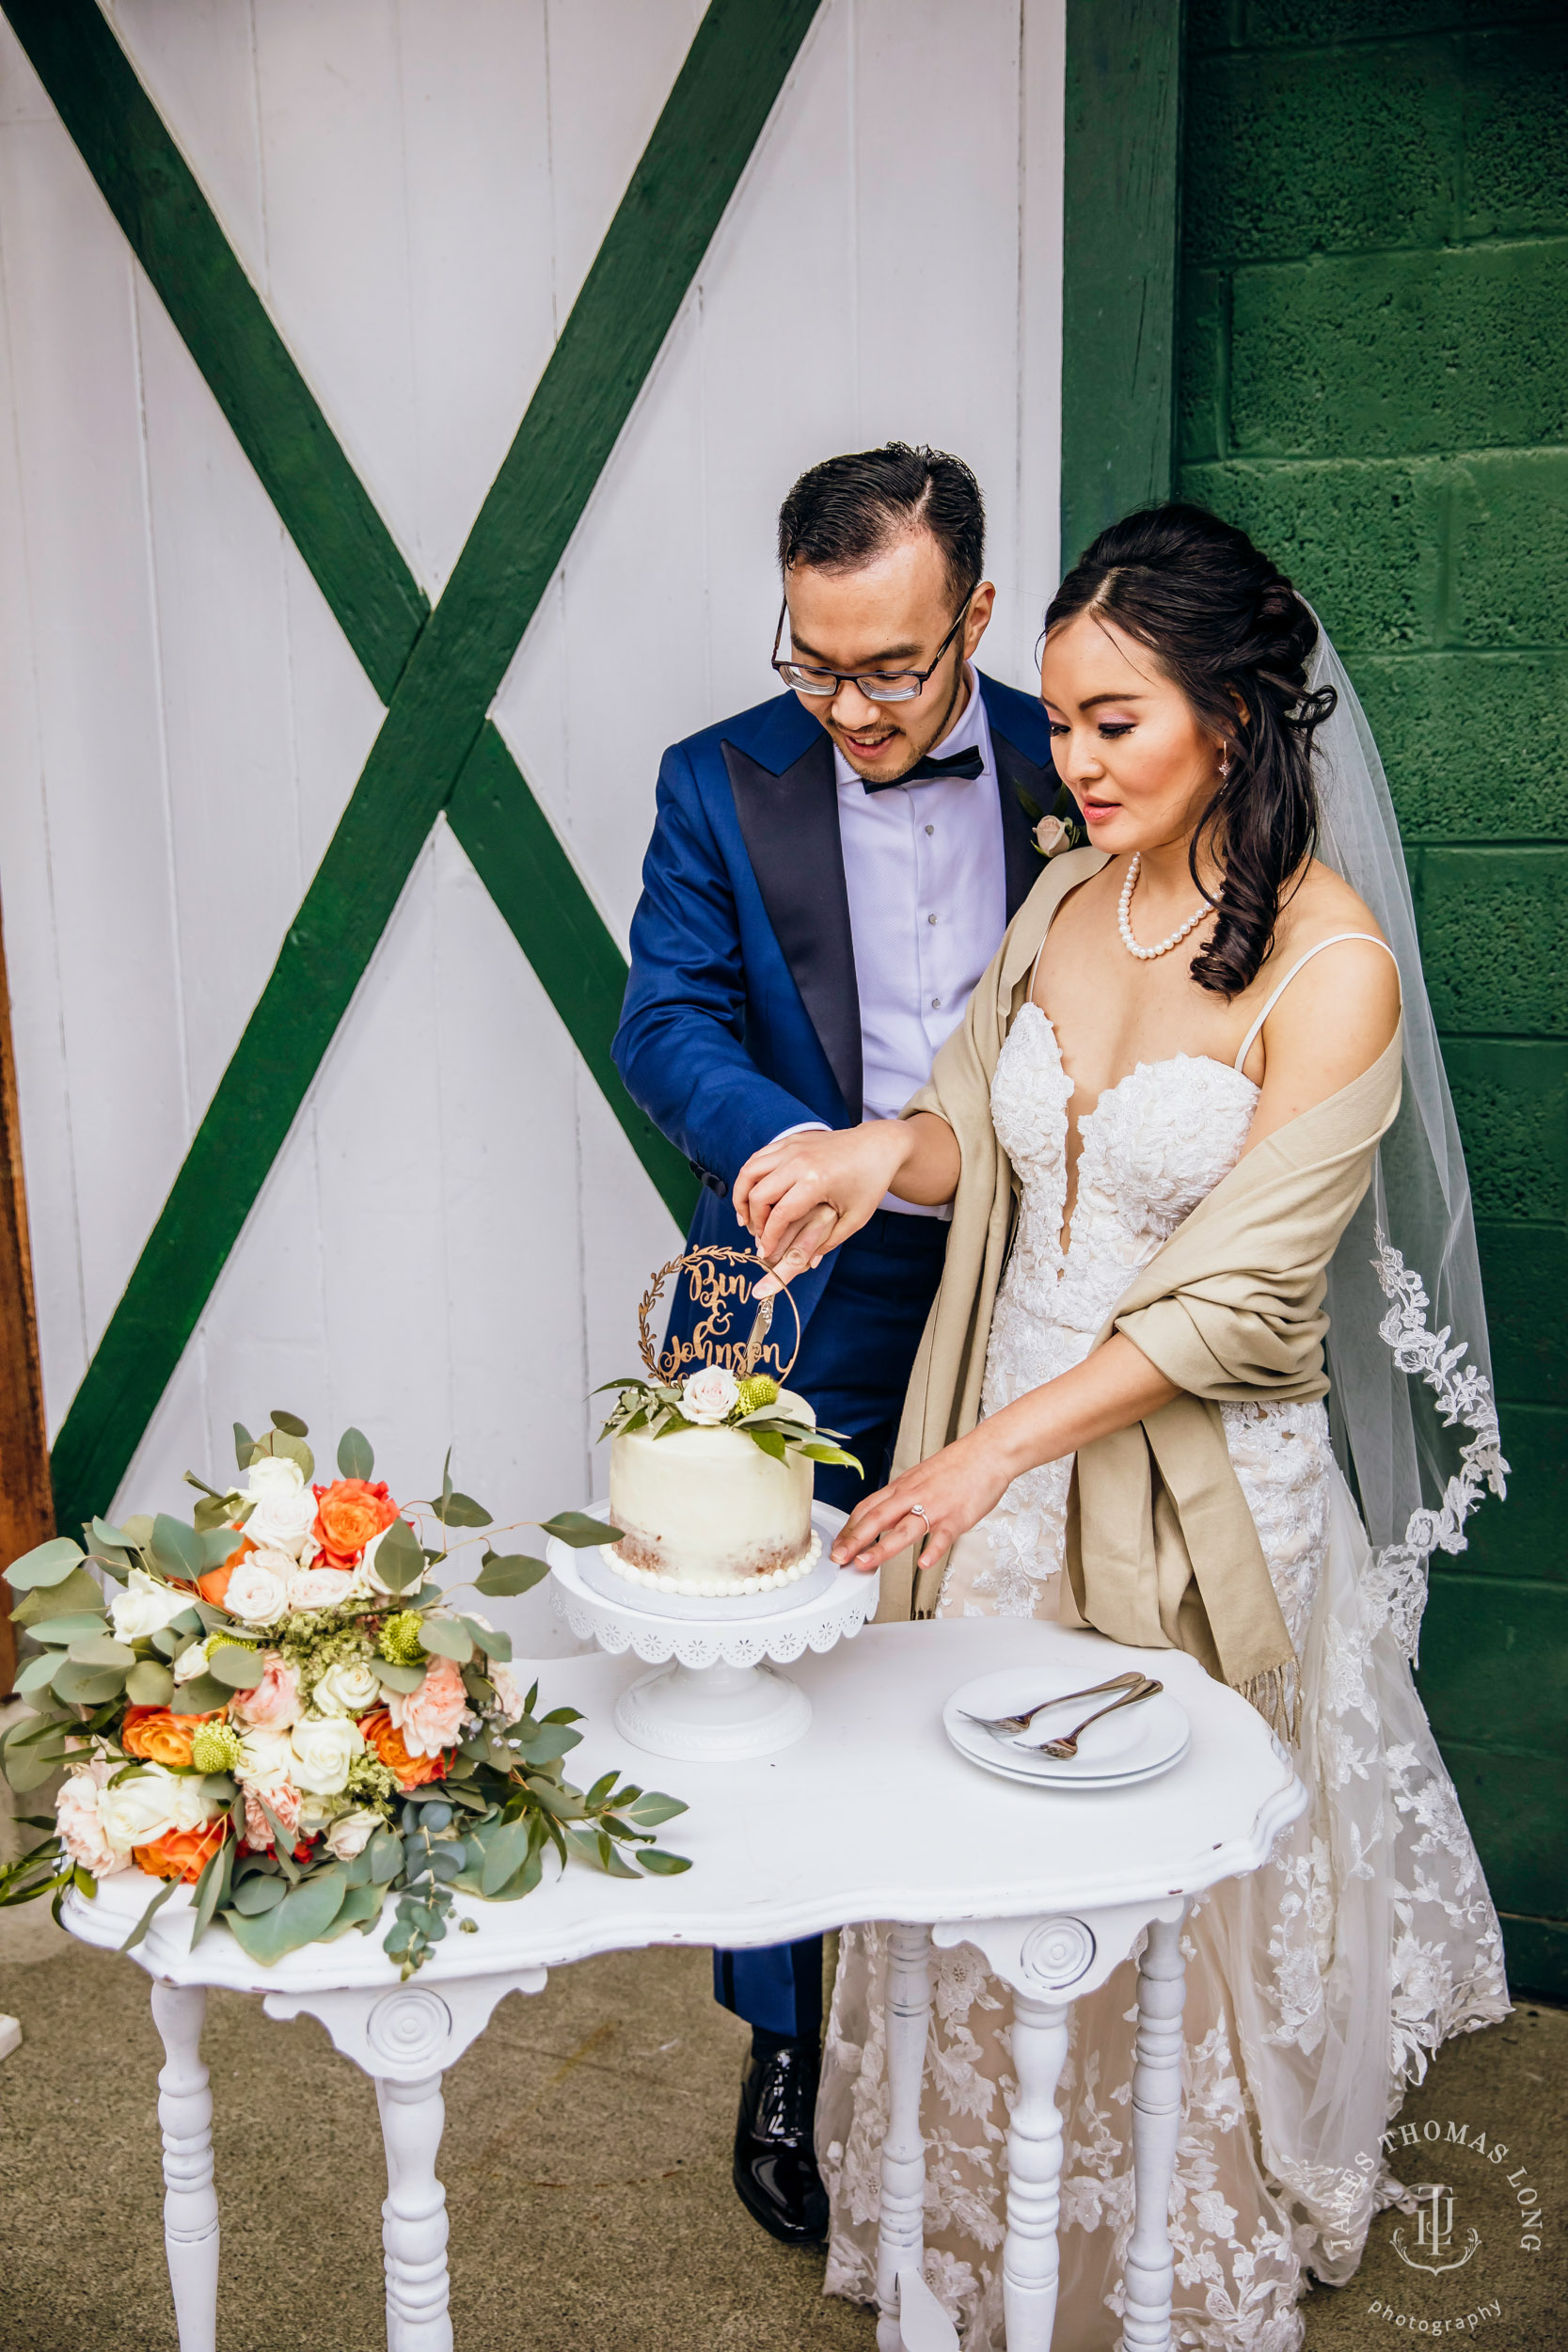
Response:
[1233,932,1399,1072]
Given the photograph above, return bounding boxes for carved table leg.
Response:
[877,1922,934,2352]
[150,1979,219,2352]
[1122,1910,1189,2351]
[1002,1988,1071,2351]
[377,2071,452,2352]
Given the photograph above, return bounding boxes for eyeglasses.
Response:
[770,592,974,704]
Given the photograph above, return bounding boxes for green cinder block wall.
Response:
[1179,0,1568,1997]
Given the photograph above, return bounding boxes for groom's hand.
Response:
[734,1123,913,1294]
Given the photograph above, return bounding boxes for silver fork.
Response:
[960,1669,1146,1738]
[1030,1677,1163,1760]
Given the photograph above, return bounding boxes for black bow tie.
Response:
[862,743,985,793]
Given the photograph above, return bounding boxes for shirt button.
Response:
[931,996,942,1009]
[927,912,938,925]
[925,824,935,835]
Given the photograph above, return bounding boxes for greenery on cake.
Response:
[596,1366,861,1473]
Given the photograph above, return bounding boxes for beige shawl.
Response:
[876,848,1402,1730]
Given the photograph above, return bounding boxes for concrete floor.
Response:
[0,1902,1559,2351]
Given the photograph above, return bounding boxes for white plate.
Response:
[943,1667,1190,1789]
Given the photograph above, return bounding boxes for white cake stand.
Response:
[546,1502,879,1761]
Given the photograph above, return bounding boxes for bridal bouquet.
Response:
[0,1412,689,1977]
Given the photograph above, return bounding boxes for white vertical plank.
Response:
[1019,0,1067,629]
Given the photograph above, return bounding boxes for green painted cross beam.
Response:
[6,0,823,1530]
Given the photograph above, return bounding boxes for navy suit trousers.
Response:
[712,1207,949,2041]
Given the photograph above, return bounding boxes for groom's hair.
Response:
[778,442,984,604]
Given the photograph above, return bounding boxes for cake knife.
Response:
[739,1285,775,1377]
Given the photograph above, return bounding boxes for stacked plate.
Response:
[942,1667,1190,1789]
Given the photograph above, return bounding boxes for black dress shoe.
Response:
[732,2037,830,2243]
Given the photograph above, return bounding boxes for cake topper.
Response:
[636,1248,802,1385]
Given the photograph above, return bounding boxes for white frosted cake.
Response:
[607,1389,819,1597]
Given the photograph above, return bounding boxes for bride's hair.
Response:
[1046,503,1338,999]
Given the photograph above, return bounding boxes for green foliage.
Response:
[4,1536,85,1593]
[11,1568,104,1626]
[337,1424,374,1478]
[540,1512,623,1549]
[473,1552,548,1597]
[595,1376,861,1474]
[373,1518,424,1596]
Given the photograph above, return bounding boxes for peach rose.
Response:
[242,1779,302,1851]
[120,1707,220,1770]
[134,1818,229,1884]
[387,1654,471,1757]
[198,1535,253,1609]
[229,1657,299,1733]
[359,1708,446,1790]
[312,1478,398,1567]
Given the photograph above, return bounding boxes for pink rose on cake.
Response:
[682,1365,740,1425]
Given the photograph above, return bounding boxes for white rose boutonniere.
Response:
[241,1456,320,1559]
[290,1714,366,1796]
[1034,812,1070,858]
[110,1568,191,1645]
[682,1364,740,1425]
[311,1659,381,1719]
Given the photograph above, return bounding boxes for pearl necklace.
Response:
[1117,853,1212,961]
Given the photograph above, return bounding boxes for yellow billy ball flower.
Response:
[379,1611,425,1666]
[736,1374,780,1414]
[189,1720,243,1774]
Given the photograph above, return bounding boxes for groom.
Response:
[613,442,1058,2242]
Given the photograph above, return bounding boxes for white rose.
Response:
[682,1364,740,1425]
[98,1763,211,1857]
[223,1548,294,1627]
[242,1460,320,1558]
[325,1807,383,1861]
[236,1726,294,1791]
[110,1568,190,1645]
[290,1714,365,1796]
[172,1634,211,1684]
[1034,812,1070,858]
[287,1566,356,1613]
[55,1762,130,1878]
[295,1791,341,1836]
[311,1659,381,1718]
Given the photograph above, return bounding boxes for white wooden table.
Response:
[64,1616,1304,2352]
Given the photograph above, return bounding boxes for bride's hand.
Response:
[830,1426,1016,1578]
[734,1122,912,1293]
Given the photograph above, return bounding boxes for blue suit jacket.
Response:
[613,674,1059,1334]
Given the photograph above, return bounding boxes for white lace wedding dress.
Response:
[818,1004,1509,2350]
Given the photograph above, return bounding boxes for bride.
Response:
[733,505,1509,2349]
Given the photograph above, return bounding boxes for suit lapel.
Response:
[990,724,1056,919]
[722,730,863,1120]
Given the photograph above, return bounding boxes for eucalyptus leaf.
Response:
[24,1612,110,1645]
[200,1773,237,1805]
[637,1849,693,1876]
[372,1659,426,1694]
[3,1737,71,1793]
[118,1874,180,1955]
[515,1724,583,1766]
[232,1421,254,1470]
[473,1553,548,1598]
[539,1512,622,1549]
[11,1568,104,1627]
[90,1517,138,1552]
[436,1492,491,1529]
[373,1518,424,1596]
[458,1615,511,1662]
[207,1646,265,1692]
[623,1790,689,1828]
[418,1618,472,1663]
[125,1661,176,1707]
[189,1842,231,1947]
[4,1536,85,1593]
[269,1409,309,1438]
[51,1659,126,1708]
[198,1524,245,1570]
[150,1515,201,1581]
[253,1430,314,1482]
[317,1883,386,1941]
[228,1871,287,1917]
[13,1653,61,1696]
[337,1425,374,1479]
[192,1494,235,1534]
[369,1829,403,1885]
[172,1674,232,1715]
[65,1633,135,1669]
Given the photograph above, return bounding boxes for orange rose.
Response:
[120,1707,221,1769]
[199,1534,254,1609]
[360,1707,447,1790]
[312,1478,398,1567]
[134,1818,229,1884]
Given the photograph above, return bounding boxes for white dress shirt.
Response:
[775,669,1008,1218]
